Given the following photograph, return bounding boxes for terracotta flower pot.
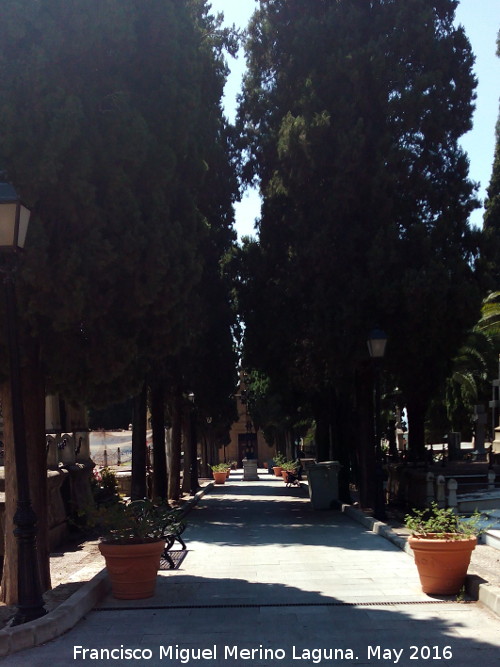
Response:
[408,535,477,595]
[213,471,226,484]
[99,540,165,600]
[273,466,283,477]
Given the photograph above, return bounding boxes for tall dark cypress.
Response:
[237,0,481,472]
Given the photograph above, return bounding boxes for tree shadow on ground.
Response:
[186,485,397,551]
[89,573,500,666]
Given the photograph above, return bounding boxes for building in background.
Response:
[226,374,273,467]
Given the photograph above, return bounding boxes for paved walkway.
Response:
[3,471,500,665]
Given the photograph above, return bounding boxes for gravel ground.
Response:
[468,540,500,587]
[0,538,103,629]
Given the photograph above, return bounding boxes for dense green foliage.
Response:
[0,0,238,410]
[438,291,500,438]
[483,31,500,286]
[0,0,239,596]
[433,31,500,441]
[0,0,493,536]
[237,0,482,469]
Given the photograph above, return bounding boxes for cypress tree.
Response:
[483,31,500,286]
[238,0,481,481]
[0,0,237,601]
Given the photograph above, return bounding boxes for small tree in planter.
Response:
[272,453,286,477]
[87,499,182,599]
[211,464,228,484]
[281,460,298,483]
[405,503,483,595]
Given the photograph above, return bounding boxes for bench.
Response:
[161,511,187,569]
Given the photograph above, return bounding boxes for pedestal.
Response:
[243,459,259,480]
[492,426,500,455]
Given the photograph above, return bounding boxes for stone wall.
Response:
[386,463,498,510]
[1,458,94,562]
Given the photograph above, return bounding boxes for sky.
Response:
[209,0,500,241]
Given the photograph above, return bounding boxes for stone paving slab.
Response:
[1,472,500,665]
[93,481,431,610]
[3,601,499,667]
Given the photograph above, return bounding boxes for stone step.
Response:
[484,529,500,550]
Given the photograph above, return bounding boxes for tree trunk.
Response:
[200,428,210,478]
[168,389,182,502]
[131,383,148,501]
[150,382,167,500]
[188,403,199,494]
[331,390,355,504]
[312,387,334,463]
[314,418,328,461]
[1,344,51,604]
[181,404,191,495]
[355,365,377,510]
[312,385,354,503]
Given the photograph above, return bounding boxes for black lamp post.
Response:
[204,416,213,476]
[0,181,46,624]
[367,328,388,521]
[187,392,199,494]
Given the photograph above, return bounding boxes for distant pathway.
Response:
[2,471,500,666]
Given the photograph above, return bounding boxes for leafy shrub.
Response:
[211,463,228,472]
[405,503,483,539]
[84,498,184,545]
[273,453,286,467]
[90,466,120,505]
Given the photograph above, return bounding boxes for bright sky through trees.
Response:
[210,0,500,239]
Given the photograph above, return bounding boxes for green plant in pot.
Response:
[405,503,482,595]
[280,460,298,482]
[88,499,181,600]
[272,453,286,477]
[211,463,228,484]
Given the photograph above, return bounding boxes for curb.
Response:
[0,482,214,657]
[0,569,110,658]
[341,503,500,618]
[179,481,214,519]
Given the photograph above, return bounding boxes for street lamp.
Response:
[204,416,212,476]
[187,392,199,494]
[0,180,46,624]
[367,328,388,521]
[367,328,387,360]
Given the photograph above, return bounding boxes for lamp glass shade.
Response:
[0,203,18,246]
[17,205,31,248]
[0,182,31,249]
[367,330,387,358]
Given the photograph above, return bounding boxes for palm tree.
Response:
[444,292,500,434]
[475,291,500,347]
